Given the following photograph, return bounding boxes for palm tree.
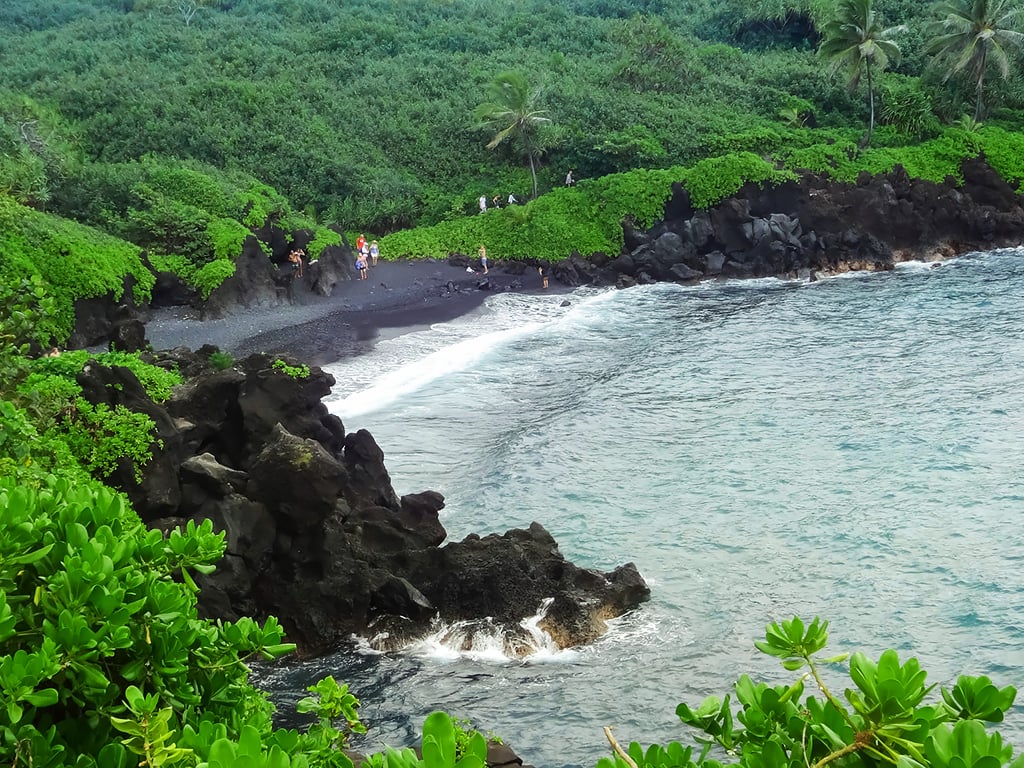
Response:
[818,0,906,147]
[925,0,1024,122]
[474,72,550,199]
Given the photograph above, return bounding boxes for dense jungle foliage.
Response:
[2,0,1023,230]
[1,0,1023,323]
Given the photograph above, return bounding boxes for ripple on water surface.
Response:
[267,250,1024,767]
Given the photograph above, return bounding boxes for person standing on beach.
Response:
[479,195,487,214]
[369,240,379,266]
[359,239,370,269]
[355,251,368,280]
[356,233,367,253]
[538,264,548,289]
[478,244,488,274]
[288,248,305,278]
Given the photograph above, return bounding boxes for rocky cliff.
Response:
[553,159,1024,288]
[77,350,649,657]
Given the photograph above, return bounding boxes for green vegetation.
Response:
[0,195,154,342]
[209,350,236,371]
[0,0,1021,238]
[475,71,552,199]
[926,0,1024,122]
[0,5,1017,758]
[601,616,1022,768]
[272,358,311,379]
[0,0,1019,315]
[818,0,907,147]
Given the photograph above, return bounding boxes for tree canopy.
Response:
[818,0,907,147]
[475,71,551,199]
[926,0,1024,121]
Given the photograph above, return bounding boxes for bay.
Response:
[257,248,1024,767]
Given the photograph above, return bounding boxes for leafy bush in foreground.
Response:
[0,473,487,767]
[601,616,1020,768]
[0,473,295,767]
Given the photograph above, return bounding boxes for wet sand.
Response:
[146,260,536,367]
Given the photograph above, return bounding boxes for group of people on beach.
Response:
[472,243,548,288]
[354,234,379,280]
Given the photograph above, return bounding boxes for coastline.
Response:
[145,259,548,366]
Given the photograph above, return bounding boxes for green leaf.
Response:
[23,688,59,707]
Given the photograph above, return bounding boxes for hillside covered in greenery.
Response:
[0,0,1021,332]
[2,0,1023,237]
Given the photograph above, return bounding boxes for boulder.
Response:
[180,452,249,497]
[92,350,653,657]
[404,522,651,649]
[203,235,287,318]
[308,244,356,296]
[248,425,351,532]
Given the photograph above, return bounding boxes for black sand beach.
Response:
[146,260,545,367]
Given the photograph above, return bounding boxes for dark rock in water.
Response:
[616,274,637,290]
[405,522,651,649]
[85,349,649,657]
[486,741,534,768]
[560,299,571,307]
[669,263,702,283]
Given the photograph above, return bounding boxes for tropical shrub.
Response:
[58,399,159,481]
[207,217,252,262]
[304,226,343,259]
[0,474,295,767]
[977,126,1024,188]
[194,258,237,300]
[272,358,311,379]
[24,350,182,403]
[0,275,58,399]
[599,617,1021,768]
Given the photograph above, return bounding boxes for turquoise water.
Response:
[258,249,1024,767]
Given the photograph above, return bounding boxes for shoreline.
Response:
[145,259,551,366]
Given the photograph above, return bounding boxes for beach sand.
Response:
[145,260,541,367]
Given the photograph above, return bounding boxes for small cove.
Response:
[258,248,1024,767]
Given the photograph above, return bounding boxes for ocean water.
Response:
[256,248,1024,767]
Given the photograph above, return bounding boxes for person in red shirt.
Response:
[356,234,367,253]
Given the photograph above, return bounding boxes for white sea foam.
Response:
[325,287,614,420]
[895,258,956,272]
[349,599,577,664]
